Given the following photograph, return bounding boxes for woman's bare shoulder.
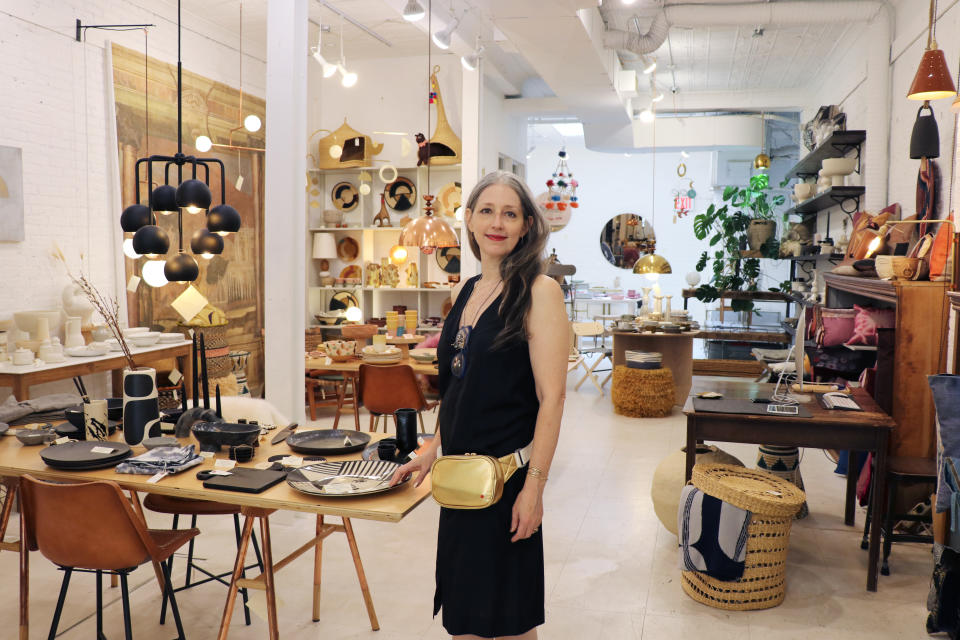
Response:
[531,274,563,300]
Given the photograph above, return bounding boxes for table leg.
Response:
[342,517,379,631]
[19,490,28,640]
[350,373,360,431]
[866,438,889,591]
[685,416,697,482]
[12,378,29,402]
[844,451,859,527]
[178,353,193,402]
[218,512,255,640]
[313,515,323,622]
[259,514,279,640]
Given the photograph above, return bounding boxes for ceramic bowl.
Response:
[129,332,161,348]
[891,256,921,280]
[123,327,149,336]
[793,183,815,201]
[13,310,62,337]
[105,338,123,352]
[821,157,857,176]
[16,427,56,446]
[191,421,260,451]
[323,209,343,226]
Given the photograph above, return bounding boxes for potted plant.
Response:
[691,173,786,312]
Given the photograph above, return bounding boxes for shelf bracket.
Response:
[830,142,863,175]
[830,194,861,216]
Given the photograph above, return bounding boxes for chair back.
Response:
[20,475,156,570]
[572,321,604,338]
[358,364,427,415]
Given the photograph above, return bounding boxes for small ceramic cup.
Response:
[372,335,387,353]
[83,399,109,440]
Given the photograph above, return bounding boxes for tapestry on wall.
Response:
[0,145,25,242]
[111,43,265,394]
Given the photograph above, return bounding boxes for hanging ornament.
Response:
[544,148,579,210]
[671,180,696,221]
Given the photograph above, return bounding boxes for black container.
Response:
[191,421,260,452]
[395,408,418,457]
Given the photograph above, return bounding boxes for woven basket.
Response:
[611,365,674,417]
[178,323,228,350]
[681,464,806,611]
[205,354,232,379]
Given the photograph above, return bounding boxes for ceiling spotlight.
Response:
[652,91,664,103]
[433,16,460,50]
[643,58,657,75]
[339,64,358,87]
[638,108,655,123]
[461,46,484,71]
[402,0,425,21]
[243,114,261,132]
[313,48,338,77]
[195,135,212,152]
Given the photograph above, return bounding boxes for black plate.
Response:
[285,429,371,455]
[40,441,133,470]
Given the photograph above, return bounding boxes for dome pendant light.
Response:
[190,228,224,259]
[150,184,178,215]
[207,204,242,236]
[176,178,212,213]
[633,117,671,280]
[132,224,170,259]
[164,251,199,284]
[908,0,957,101]
[120,203,152,232]
[753,112,771,171]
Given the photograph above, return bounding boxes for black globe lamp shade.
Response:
[207,204,241,236]
[190,228,224,258]
[164,252,199,283]
[120,204,152,232]
[132,225,170,258]
[150,185,178,214]
[177,179,212,213]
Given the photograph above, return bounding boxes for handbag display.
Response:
[430,443,532,509]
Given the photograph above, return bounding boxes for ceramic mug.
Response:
[83,399,109,440]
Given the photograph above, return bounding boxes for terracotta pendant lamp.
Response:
[907,0,956,101]
[398,0,459,256]
[633,117,671,279]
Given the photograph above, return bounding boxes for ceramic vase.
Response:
[651,445,744,535]
[747,219,777,251]
[929,375,960,512]
[63,317,84,348]
[122,367,160,446]
[229,351,251,397]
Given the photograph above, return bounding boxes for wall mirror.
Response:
[599,214,656,269]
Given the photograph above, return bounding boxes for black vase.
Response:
[122,367,159,446]
[394,408,418,456]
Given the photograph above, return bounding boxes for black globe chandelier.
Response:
[119,0,241,285]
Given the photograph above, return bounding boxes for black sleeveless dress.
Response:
[434,275,544,638]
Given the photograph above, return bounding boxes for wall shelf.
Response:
[783,186,865,217]
[785,130,866,180]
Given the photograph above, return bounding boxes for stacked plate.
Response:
[361,345,402,364]
[40,440,133,471]
[409,348,437,363]
[625,350,662,370]
[286,460,406,497]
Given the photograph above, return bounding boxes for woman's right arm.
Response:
[389,429,441,487]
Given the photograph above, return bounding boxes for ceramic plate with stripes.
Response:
[286,459,407,497]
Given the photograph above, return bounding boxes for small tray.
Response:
[40,441,133,470]
[285,429,371,455]
[287,460,407,497]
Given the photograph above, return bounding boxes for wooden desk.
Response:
[683,379,894,592]
[0,341,193,401]
[612,331,700,405]
[0,428,431,639]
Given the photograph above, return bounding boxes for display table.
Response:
[683,379,894,591]
[0,341,192,401]
[612,330,699,405]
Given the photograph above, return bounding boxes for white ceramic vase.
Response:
[63,317,85,348]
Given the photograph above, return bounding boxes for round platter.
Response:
[285,429,371,455]
[384,177,416,211]
[436,246,460,273]
[40,440,133,470]
[329,291,359,312]
[337,237,359,262]
[435,181,462,217]
[286,460,408,497]
[331,181,360,212]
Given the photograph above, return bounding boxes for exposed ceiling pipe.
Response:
[602,11,668,55]
[663,1,883,27]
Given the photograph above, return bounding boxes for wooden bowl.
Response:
[891,257,921,280]
[341,324,378,341]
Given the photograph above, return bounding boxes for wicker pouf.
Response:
[611,365,674,417]
[681,463,806,611]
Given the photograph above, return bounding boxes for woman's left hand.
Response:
[510,481,544,542]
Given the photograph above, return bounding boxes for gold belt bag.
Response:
[430,449,525,510]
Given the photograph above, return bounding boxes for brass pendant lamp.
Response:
[907,0,956,101]
[633,116,671,278]
[753,111,770,171]
[398,0,459,255]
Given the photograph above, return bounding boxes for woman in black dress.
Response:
[391,171,567,639]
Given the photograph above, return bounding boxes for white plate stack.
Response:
[625,350,662,370]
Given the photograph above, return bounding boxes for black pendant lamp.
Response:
[909,103,940,159]
[119,0,240,286]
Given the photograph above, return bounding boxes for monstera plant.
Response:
[692,173,786,312]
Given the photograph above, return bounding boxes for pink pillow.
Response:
[845,305,896,346]
[815,308,858,347]
[419,331,442,349]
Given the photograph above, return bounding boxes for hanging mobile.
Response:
[545,148,579,210]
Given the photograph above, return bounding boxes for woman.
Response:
[391,171,568,639]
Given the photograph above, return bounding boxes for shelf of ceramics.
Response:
[783,186,865,218]
[309,285,362,290]
[785,130,866,180]
[364,287,454,293]
[308,164,462,174]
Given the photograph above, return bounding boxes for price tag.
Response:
[215,459,236,470]
[53,436,71,445]
[235,175,244,190]
[168,369,183,385]
[91,446,116,454]
[147,471,169,484]
[281,456,303,468]
[127,275,141,292]
[254,461,275,470]
[208,469,232,476]
[198,450,214,459]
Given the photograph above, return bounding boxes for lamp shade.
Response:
[132,224,170,258]
[910,104,940,159]
[164,252,199,283]
[312,232,337,259]
[150,185,178,214]
[907,48,957,101]
[190,228,224,259]
[177,179,212,212]
[120,204,152,232]
[398,214,459,255]
[632,254,672,276]
[753,153,771,171]
[207,204,242,236]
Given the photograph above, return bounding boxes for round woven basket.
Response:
[681,463,805,611]
[611,365,674,417]
[205,354,232,379]
[178,323,228,350]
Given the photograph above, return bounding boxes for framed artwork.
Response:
[0,146,25,242]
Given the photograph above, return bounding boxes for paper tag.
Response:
[281,455,303,467]
[254,461,274,470]
[90,446,116,454]
[215,459,236,470]
[199,450,214,459]
[343,436,354,446]
[127,275,141,292]
[208,469,233,476]
[766,490,782,497]
[168,368,183,385]
[171,285,210,323]
[235,174,244,190]
[147,471,168,484]
[53,436,71,445]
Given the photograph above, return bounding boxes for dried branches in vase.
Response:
[51,246,135,370]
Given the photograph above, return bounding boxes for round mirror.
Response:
[599,214,656,269]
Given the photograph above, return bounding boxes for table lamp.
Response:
[312,233,337,286]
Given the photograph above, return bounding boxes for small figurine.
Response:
[373,193,391,227]
[405,262,419,288]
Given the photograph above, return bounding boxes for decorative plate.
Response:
[339,265,362,280]
[285,429,371,455]
[329,291,359,312]
[286,460,407,497]
[384,177,417,211]
[436,247,460,274]
[331,181,360,212]
[435,181,462,217]
[337,237,359,262]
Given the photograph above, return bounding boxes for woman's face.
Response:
[466,184,530,260]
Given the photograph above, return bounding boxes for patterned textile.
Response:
[115,444,202,475]
[679,485,751,581]
[756,445,809,519]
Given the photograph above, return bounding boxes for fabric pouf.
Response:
[612,365,675,418]
[681,464,806,611]
[756,445,809,519]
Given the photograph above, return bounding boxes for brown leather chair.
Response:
[20,474,199,640]
[142,494,264,627]
[358,363,438,432]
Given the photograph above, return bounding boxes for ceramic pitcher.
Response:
[63,317,84,348]
[122,367,160,446]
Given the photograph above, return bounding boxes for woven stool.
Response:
[611,365,674,418]
[681,464,805,610]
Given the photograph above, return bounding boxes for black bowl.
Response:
[191,421,260,452]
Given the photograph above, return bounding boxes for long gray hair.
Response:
[464,171,548,348]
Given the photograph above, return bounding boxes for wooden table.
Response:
[0,428,432,639]
[683,379,894,592]
[384,334,426,359]
[0,341,193,401]
[612,331,700,405]
[305,356,438,376]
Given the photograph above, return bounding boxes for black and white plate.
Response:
[286,460,407,497]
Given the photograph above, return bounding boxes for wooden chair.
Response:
[20,474,199,640]
[306,369,360,429]
[571,321,613,394]
[358,364,438,433]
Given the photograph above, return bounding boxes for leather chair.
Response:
[20,474,199,640]
[358,364,438,432]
